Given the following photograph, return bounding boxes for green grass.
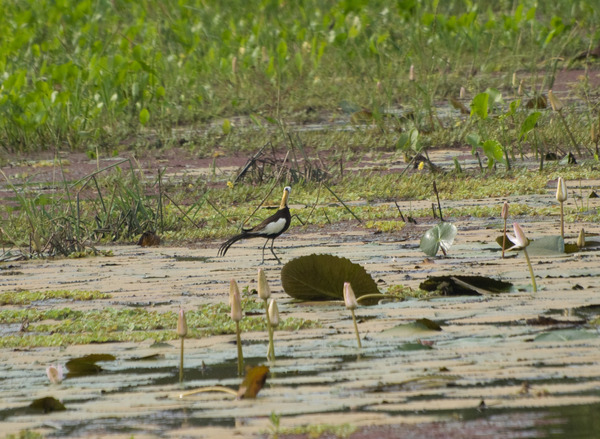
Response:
[1,1,599,255]
[0,289,109,305]
[0,298,320,348]
[1,160,598,253]
[4,431,45,439]
[0,0,598,151]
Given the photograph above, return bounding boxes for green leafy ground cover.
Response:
[0,0,599,254]
[0,0,597,151]
[0,290,319,348]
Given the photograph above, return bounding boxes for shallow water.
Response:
[1,161,600,437]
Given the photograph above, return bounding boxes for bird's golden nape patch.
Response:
[279,186,291,209]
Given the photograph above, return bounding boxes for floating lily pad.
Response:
[130,353,164,361]
[420,275,514,296]
[526,316,585,326]
[30,396,66,413]
[564,243,580,254]
[66,354,116,378]
[420,222,457,257]
[397,342,434,351]
[534,329,597,342]
[527,236,565,256]
[382,318,443,336]
[281,254,380,301]
[496,235,565,255]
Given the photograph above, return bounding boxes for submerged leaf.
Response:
[420,222,457,257]
[281,254,380,301]
[534,329,597,342]
[237,365,269,399]
[420,275,514,295]
[65,354,116,378]
[397,342,434,351]
[383,318,443,336]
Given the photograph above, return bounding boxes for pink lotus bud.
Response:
[556,177,567,202]
[268,299,279,328]
[230,281,243,322]
[343,282,358,310]
[177,309,188,338]
[257,269,271,301]
[501,201,509,220]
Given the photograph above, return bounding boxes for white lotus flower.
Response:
[507,223,529,250]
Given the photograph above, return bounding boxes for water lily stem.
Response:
[523,248,537,292]
[264,299,275,361]
[235,321,244,376]
[179,336,184,383]
[350,309,362,349]
[502,218,507,259]
[179,386,238,398]
[356,294,404,304]
[559,201,564,239]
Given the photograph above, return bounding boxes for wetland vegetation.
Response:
[1,0,600,257]
[1,1,600,438]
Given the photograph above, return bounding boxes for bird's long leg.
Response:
[270,239,281,264]
[260,239,269,265]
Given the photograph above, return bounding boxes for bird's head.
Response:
[280,186,291,209]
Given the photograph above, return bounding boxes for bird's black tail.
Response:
[218,232,246,257]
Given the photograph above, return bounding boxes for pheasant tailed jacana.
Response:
[218,186,292,264]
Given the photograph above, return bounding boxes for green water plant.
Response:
[467,90,509,171]
[344,282,362,349]
[230,279,244,376]
[0,289,108,305]
[420,222,457,257]
[507,223,537,292]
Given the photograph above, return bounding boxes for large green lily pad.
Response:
[281,254,380,301]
